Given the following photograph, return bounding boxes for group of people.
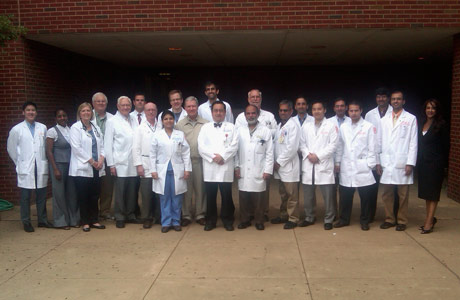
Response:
[7,83,449,235]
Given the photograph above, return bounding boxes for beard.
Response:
[247,119,258,125]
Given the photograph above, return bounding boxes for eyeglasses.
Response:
[279,109,290,112]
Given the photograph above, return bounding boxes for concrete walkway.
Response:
[1,182,459,299]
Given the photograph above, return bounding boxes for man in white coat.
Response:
[132,102,160,229]
[328,97,351,128]
[293,96,314,128]
[378,90,417,231]
[271,100,301,230]
[333,101,377,231]
[91,92,114,220]
[130,92,146,125]
[299,100,339,230]
[235,104,274,230]
[7,101,52,232]
[158,90,188,125]
[198,101,239,231]
[104,96,140,228]
[364,87,394,223]
[198,81,233,123]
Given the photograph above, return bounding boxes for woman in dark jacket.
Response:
[417,99,449,234]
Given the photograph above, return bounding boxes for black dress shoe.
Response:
[255,223,265,230]
[224,224,234,231]
[204,224,216,231]
[271,217,288,224]
[173,225,182,231]
[196,218,206,226]
[181,219,191,227]
[116,220,125,228]
[82,226,91,232]
[143,220,153,229]
[298,220,315,227]
[420,226,433,234]
[333,221,349,228]
[38,221,54,228]
[380,222,396,229]
[23,222,34,233]
[284,221,297,229]
[237,221,251,229]
[395,224,406,231]
[361,223,370,231]
[324,223,333,230]
[161,226,171,233]
[90,224,106,229]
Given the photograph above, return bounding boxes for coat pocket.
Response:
[395,153,408,169]
[355,159,369,174]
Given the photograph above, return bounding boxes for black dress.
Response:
[417,121,449,201]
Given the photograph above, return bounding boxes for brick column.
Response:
[448,34,460,203]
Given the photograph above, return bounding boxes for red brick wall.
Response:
[448,33,460,201]
[7,0,460,34]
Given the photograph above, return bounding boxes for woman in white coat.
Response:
[69,103,106,232]
[150,110,191,233]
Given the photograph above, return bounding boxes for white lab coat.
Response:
[274,118,300,182]
[130,110,146,125]
[7,121,48,189]
[235,123,274,192]
[379,109,418,185]
[132,121,159,178]
[104,111,138,177]
[198,99,234,123]
[328,115,351,128]
[300,118,338,185]
[235,109,277,138]
[364,105,393,163]
[91,110,113,123]
[68,121,106,177]
[292,114,314,129]
[158,108,187,126]
[150,129,192,195]
[335,118,377,187]
[198,121,239,182]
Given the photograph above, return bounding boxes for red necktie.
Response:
[138,113,142,124]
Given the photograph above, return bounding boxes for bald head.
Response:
[144,102,158,123]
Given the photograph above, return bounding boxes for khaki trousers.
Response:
[381,184,409,225]
[182,158,206,220]
[278,180,300,222]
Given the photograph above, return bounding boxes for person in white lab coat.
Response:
[198,81,233,123]
[150,110,191,233]
[378,90,418,231]
[132,102,160,229]
[157,90,188,126]
[198,101,239,231]
[130,92,146,125]
[328,97,351,128]
[235,105,274,230]
[46,108,79,229]
[69,102,106,232]
[299,100,338,230]
[364,87,394,223]
[293,96,314,128]
[104,96,140,228]
[7,101,52,232]
[333,101,377,231]
[91,92,114,220]
[271,100,301,230]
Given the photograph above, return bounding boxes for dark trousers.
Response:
[370,170,399,221]
[20,187,48,224]
[239,191,265,224]
[205,182,234,226]
[338,185,373,225]
[114,177,138,221]
[73,169,100,225]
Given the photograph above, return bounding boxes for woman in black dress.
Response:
[417,99,449,234]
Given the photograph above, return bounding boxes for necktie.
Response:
[214,122,222,128]
[138,113,142,124]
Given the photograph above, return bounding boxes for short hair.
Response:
[245,104,260,116]
[375,87,389,97]
[76,102,94,121]
[248,89,262,98]
[134,92,145,99]
[211,100,226,111]
[204,81,219,90]
[161,110,175,121]
[333,97,346,106]
[22,101,37,111]
[92,92,107,104]
[391,90,405,100]
[55,108,67,116]
[347,100,363,110]
[168,89,183,100]
[117,96,132,105]
[279,99,293,110]
[295,96,307,104]
[184,96,199,106]
[310,100,326,109]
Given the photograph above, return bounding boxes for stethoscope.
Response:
[81,121,100,138]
